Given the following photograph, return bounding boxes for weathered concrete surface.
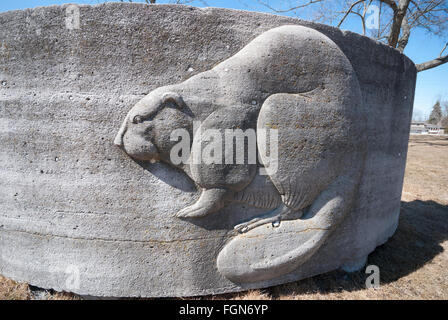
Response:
[115,24,368,284]
[0,3,416,297]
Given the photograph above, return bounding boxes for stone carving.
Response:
[0,4,417,297]
[115,25,367,283]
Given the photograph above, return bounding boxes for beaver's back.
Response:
[171,25,358,122]
[212,25,357,107]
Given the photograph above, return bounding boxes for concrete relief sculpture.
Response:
[1,4,416,297]
[115,25,367,283]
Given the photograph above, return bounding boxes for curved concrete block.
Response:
[0,3,416,297]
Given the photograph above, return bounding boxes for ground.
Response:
[1,135,447,300]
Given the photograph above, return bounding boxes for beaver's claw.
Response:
[234,217,281,233]
[233,222,251,233]
[233,204,304,233]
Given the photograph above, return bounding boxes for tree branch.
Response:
[397,16,411,52]
[378,0,398,13]
[383,0,412,47]
[337,0,366,28]
[440,42,448,56]
[377,1,382,38]
[416,54,448,71]
[257,0,322,13]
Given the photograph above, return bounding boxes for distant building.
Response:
[410,122,427,134]
[410,121,445,135]
[426,124,445,135]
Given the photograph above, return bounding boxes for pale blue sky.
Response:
[1,0,446,120]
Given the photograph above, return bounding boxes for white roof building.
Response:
[410,122,445,135]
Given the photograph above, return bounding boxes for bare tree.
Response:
[256,0,448,72]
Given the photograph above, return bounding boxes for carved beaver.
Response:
[114,25,366,236]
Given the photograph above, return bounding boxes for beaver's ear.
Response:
[162,92,186,110]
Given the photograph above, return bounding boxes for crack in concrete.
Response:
[0,224,330,244]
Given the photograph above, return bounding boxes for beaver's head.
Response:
[114,88,193,163]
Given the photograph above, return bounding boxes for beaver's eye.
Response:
[133,115,143,124]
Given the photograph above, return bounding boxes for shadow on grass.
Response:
[216,200,448,299]
[408,136,448,147]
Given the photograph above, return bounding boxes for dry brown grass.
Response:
[0,275,30,300]
[0,277,79,300]
[1,135,447,300]
[402,135,448,205]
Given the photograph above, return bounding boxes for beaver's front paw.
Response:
[176,203,211,218]
[176,188,228,218]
